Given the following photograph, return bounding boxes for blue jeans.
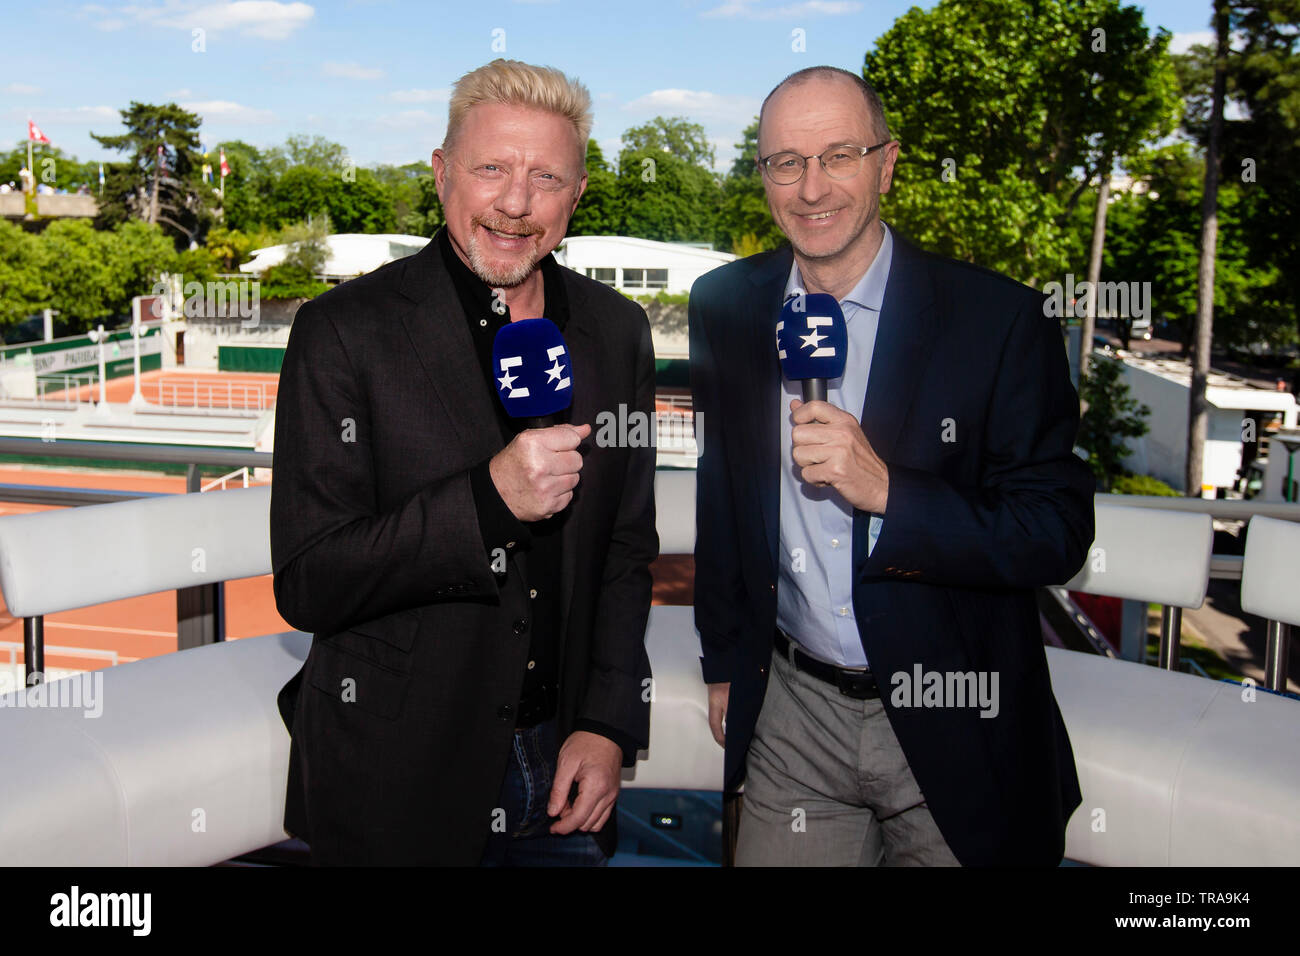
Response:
[479,717,609,866]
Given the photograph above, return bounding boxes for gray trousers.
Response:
[735,643,961,866]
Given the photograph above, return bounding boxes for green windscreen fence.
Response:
[218,345,286,373]
[655,358,690,389]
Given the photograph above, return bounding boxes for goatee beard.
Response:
[467,218,542,287]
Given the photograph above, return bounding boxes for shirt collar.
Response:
[435,225,569,330]
[783,221,893,314]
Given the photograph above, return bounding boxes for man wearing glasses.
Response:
[688,66,1094,865]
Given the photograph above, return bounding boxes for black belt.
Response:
[515,682,558,729]
[774,628,879,699]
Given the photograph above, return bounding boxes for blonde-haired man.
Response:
[273,59,658,865]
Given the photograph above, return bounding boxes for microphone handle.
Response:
[519,415,555,429]
[801,379,828,403]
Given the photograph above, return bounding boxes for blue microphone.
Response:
[776,293,848,402]
[492,318,573,428]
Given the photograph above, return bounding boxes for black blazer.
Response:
[271,239,658,864]
[689,231,1095,866]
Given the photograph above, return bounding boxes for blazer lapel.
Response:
[746,248,792,582]
[858,235,937,462]
[555,277,598,650]
[396,241,501,465]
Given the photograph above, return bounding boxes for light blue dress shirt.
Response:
[776,222,893,668]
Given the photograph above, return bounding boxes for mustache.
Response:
[473,215,543,238]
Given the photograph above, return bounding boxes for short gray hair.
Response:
[759,66,891,143]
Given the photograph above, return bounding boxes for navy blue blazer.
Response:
[689,230,1095,866]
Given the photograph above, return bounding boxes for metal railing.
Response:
[148,379,272,411]
[0,438,272,674]
[34,373,99,407]
[0,437,1293,692]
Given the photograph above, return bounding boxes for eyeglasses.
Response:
[757,142,892,185]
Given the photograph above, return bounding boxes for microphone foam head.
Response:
[776,293,848,383]
[492,318,573,418]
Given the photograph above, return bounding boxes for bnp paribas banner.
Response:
[2,327,163,380]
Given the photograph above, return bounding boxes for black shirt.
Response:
[435,226,639,764]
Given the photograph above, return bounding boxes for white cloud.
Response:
[324,61,384,80]
[166,88,195,98]
[388,88,450,103]
[703,0,861,18]
[373,109,446,132]
[3,83,40,95]
[622,89,759,125]
[181,99,276,123]
[1169,31,1213,55]
[119,1,315,40]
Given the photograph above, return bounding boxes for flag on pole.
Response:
[98,163,104,185]
[219,148,230,178]
[27,120,49,144]
[157,144,166,175]
[202,162,212,183]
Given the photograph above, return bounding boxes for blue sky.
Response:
[3,0,1215,174]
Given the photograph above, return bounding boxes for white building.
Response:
[1110,352,1299,496]
[554,236,735,296]
[239,233,431,282]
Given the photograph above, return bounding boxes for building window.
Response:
[586,268,615,286]
[646,268,668,290]
[623,268,644,289]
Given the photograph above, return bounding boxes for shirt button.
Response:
[497,704,513,721]
[506,540,517,549]
[529,588,537,599]
[831,538,840,548]
[527,660,536,670]
[838,607,849,617]
[513,619,528,634]
[479,318,487,327]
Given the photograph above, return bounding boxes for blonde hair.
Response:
[443,58,592,155]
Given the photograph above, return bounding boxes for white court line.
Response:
[45,622,177,638]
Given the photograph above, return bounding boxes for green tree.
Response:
[372,161,431,234]
[615,148,719,243]
[0,220,48,328]
[615,117,722,243]
[1078,355,1150,490]
[260,219,331,299]
[401,174,444,237]
[621,117,716,169]
[265,134,350,176]
[215,139,275,234]
[91,102,214,246]
[716,119,786,255]
[0,143,98,193]
[35,219,177,330]
[865,0,1179,285]
[1219,1,1300,388]
[568,139,619,236]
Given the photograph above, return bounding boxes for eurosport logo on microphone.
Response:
[495,344,571,400]
[776,292,847,375]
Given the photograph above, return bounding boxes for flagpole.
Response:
[26,118,33,196]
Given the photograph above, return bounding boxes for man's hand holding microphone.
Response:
[488,317,588,522]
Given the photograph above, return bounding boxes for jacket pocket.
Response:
[307,640,409,721]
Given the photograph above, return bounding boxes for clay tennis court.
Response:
[0,369,693,675]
